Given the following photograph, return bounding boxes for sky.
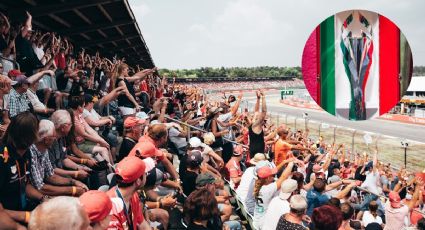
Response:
[129,0,425,69]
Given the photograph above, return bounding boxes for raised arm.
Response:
[21,11,32,38]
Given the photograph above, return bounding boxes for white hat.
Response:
[136,112,149,120]
[189,137,204,148]
[289,195,307,211]
[249,153,266,165]
[279,179,298,200]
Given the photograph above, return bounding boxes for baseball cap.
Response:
[189,137,204,148]
[279,179,298,200]
[208,106,223,115]
[129,141,163,159]
[388,191,401,208]
[186,150,203,167]
[11,75,29,86]
[79,191,122,223]
[196,172,217,187]
[257,166,277,179]
[115,156,146,183]
[249,153,266,165]
[8,69,23,78]
[136,111,149,120]
[289,194,307,211]
[124,116,146,129]
[84,94,98,104]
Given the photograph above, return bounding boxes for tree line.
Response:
[159,66,301,79]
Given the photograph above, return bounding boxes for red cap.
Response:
[8,69,23,78]
[257,166,277,179]
[124,117,146,128]
[389,191,401,208]
[129,141,163,159]
[79,190,121,222]
[115,156,146,183]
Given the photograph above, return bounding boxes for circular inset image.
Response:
[302,10,413,120]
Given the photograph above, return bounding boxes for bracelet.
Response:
[25,211,31,223]
[71,186,77,196]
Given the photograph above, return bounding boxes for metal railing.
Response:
[164,115,248,148]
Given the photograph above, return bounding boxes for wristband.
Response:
[72,186,77,196]
[25,211,31,223]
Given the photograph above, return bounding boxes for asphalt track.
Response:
[239,91,425,143]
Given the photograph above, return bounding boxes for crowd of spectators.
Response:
[0,10,425,230]
[176,79,304,92]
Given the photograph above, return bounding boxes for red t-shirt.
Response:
[225,158,242,189]
[139,80,148,92]
[107,187,145,230]
[54,53,66,70]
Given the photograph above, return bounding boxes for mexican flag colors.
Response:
[302,10,412,120]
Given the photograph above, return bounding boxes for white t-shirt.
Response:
[361,171,380,195]
[362,211,383,227]
[218,112,233,140]
[33,44,44,61]
[83,108,101,121]
[253,182,279,229]
[236,167,256,214]
[168,127,187,148]
[26,89,45,110]
[262,197,290,230]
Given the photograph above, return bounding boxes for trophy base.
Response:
[336,108,378,120]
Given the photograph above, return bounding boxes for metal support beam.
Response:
[59,19,134,36]
[73,9,91,25]
[79,35,139,47]
[48,14,71,28]
[30,0,121,17]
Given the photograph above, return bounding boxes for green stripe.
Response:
[399,33,412,98]
[320,15,336,115]
[340,40,356,119]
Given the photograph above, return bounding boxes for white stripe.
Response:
[334,11,353,111]
[363,11,380,115]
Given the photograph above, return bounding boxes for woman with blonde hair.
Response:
[113,63,155,116]
[253,161,294,229]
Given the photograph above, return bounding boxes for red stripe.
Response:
[316,26,321,106]
[379,15,400,115]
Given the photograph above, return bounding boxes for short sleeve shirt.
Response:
[384,201,409,230]
[107,187,145,230]
[225,158,242,189]
[253,182,279,229]
[29,144,54,190]
[0,145,31,211]
[276,216,307,230]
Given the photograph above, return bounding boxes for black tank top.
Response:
[248,125,264,158]
[116,78,136,108]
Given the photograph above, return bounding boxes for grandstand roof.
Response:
[0,0,155,68]
[407,76,425,92]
